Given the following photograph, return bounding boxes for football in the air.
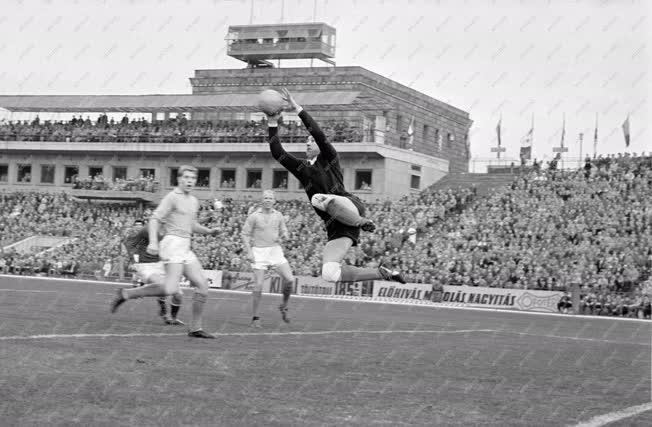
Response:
[257,89,286,116]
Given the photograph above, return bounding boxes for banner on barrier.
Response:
[222,271,256,291]
[372,281,436,301]
[222,272,333,296]
[271,276,369,297]
[180,270,223,288]
[294,276,334,296]
[334,280,374,297]
[212,271,563,313]
[441,285,562,313]
[372,282,562,312]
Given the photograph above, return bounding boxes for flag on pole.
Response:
[520,128,533,160]
[407,116,415,148]
[520,115,534,161]
[593,114,598,156]
[496,118,502,146]
[622,115,630,147]
[593,115,598,145]
[560,115,565,148]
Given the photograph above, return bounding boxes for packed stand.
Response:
[0,114,363,144]
[1,152,650,318]
[0,191,137,279]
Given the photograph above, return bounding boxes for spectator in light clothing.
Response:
[102,259,112,277]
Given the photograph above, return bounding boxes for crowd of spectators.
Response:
[1,152,650,318]
[0,114,363,144]
[0,192,135,278]
[72,175,159,192]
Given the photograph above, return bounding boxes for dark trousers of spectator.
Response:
[557,302,572,313]
[613,306,627,317]
[580,302,594,315]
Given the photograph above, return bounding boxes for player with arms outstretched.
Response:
[111,165,219,338]
[266,88,405,285]
[121,218,184,325]
[241,190,294,327]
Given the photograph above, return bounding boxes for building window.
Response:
[17,164,32,183]
[410,175,421,190]
[0,164,8,182]
[411,165,422,172]
[435,129,441,149]
[355,170,372,191]
[396,115,402,133]
[40,165,55,184]
[220,169,236,188]
[113,166,127,181]
[423,124,430,142]
[196,168,210,188]
[169,168,178,186]
[247,169,262,189]
[272,170,288,189]
[64,166,79,184]
[140,168,155,179]
[89,166,103,178]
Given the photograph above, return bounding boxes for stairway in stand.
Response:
[428,172,519,195]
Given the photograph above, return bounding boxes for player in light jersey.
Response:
[121,218,184,325]
[241,190,294,327]
[111,165,219,339]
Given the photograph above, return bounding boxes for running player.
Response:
[241,190,294,327]
[111,165,219,338]
[266,88,406,285]
[122,218,184,325]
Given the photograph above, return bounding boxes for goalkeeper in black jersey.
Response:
[266,88,405,285]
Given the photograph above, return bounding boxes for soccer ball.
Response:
[257,89,286,116]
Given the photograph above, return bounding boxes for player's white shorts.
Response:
[252,245,288,270]
[159,235,199,265]
[133,262,166,283]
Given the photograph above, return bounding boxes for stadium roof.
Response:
[0,91,360,113]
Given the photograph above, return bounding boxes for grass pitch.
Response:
[0,276,650,426]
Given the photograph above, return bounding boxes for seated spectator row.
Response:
[72,175,159,193]
[0,116,363,144]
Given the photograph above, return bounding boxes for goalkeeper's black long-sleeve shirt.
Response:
[268,109,356,221]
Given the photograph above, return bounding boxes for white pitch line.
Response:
[0,289,58,293]
[0,329,649,347]
[494,330,650,347]
[571,401,652,427]
[0,329,493,341]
